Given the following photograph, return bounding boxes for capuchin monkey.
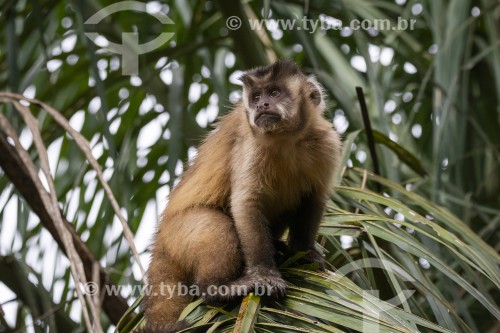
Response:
[141,60,341,332]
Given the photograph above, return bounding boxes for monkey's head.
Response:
[240,60,325,134]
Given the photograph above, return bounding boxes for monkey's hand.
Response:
[301,249,326,271]
[201,267,287,305]
[245,266,287,298]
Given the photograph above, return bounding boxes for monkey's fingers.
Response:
[270,281,288,298]
[253,275,288,299]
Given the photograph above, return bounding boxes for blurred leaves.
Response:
[0,0,499,331]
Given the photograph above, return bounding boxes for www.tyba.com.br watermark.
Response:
[226,15,417,33]
[83,281,276,299]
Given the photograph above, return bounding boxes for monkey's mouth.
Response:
[255,112,281,126]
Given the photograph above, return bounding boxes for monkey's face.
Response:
[244,83,297,133]
[240,60,325,135]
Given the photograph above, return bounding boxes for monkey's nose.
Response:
[257,102,270,110]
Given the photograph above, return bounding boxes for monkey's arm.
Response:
[287,191,326,268]
[231,189,277,270]
[229,189,287,295]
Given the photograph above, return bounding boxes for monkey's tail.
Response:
[137,321,188,333]
[140,261,192,332]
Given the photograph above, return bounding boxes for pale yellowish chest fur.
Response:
[250,136,329,214]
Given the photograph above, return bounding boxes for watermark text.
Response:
[226,16,417,33]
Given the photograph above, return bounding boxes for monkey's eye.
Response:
[269,89,281,98]
[252,94,261,103]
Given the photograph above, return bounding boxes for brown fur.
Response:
[142,60,341,332]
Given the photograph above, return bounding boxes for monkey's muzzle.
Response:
[255,111,281,127]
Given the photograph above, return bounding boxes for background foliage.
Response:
[0,0,498,332]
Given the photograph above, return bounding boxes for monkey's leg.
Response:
[180,209,285,304]
[143,207,241,332]
[185,208,247,304]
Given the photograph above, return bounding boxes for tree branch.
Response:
[0,131,129,325]
[0,255,79,332]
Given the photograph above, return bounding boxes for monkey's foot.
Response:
[244,266,288,298]
[301,249,326,271]
[201,267,287,304]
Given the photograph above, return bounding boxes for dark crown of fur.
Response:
[239,59,304,88]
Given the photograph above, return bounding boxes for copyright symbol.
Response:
[226,16,242,30]
[83,282,99,296]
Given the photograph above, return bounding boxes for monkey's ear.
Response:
[239,73,255,89]
[306,76,325,109]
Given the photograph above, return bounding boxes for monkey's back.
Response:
[162,109,242,218]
